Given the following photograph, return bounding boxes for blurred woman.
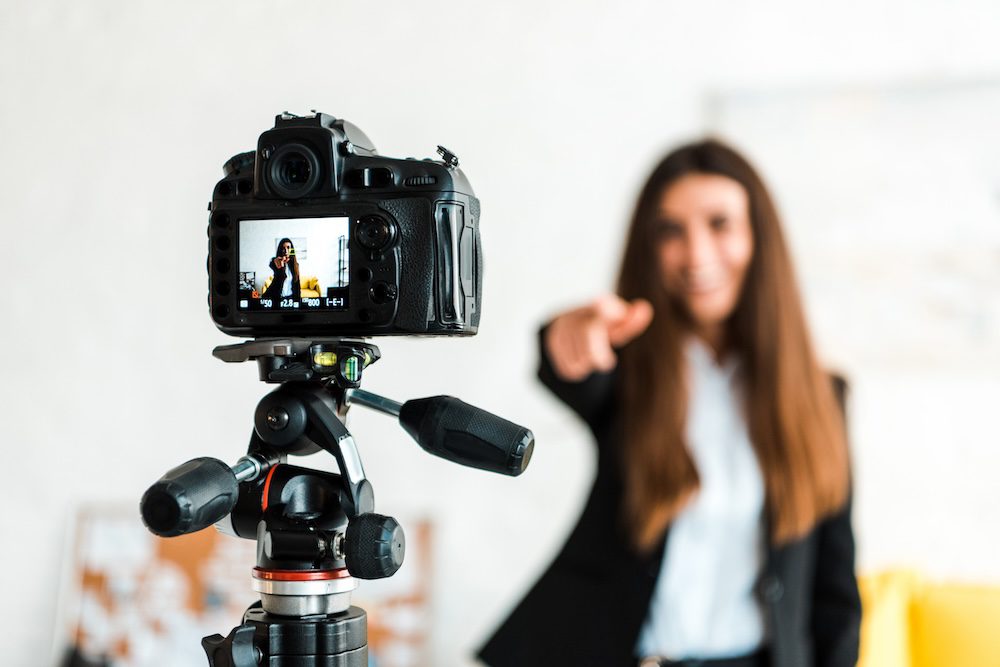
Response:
[262,237,301,301]
[479,140,859,667]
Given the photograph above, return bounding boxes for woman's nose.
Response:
[684,225,717,269]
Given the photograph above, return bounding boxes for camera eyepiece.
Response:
[267,142,322,199]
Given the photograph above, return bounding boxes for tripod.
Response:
[140,338,534,666]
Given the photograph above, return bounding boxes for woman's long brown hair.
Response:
[615,139,850,551]
[278,237,301,283]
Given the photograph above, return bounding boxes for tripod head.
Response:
[139,337,534,666]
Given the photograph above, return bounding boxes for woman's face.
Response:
[280,241,293,257]
[655,173,754,331]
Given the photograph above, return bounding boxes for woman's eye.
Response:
[709,215,728,230]
[655,221,683,239]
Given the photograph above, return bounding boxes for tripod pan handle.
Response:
[140,457,239,537]
[399,396,535,476]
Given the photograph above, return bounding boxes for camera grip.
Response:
[399,396,534,476]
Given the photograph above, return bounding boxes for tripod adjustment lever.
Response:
[345,388,402,416]
[202,623,259,667]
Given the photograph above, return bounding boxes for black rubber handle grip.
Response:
[140,457,239,537]
[399,396,534,476]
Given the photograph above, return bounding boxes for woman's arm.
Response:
[261,258,282,299]
[536,297,651,431]
[537,324,616,431]
[811,375,861,666]
[810,496,861,667]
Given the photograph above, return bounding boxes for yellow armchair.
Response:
[299,276,320,298]
[858,570,1000,667]
[261,275,321,298]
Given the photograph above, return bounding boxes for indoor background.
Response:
[1,1,998,665]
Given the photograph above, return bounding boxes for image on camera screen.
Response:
[237,217,350,312]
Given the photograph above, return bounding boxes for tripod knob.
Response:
[344,513,405,579]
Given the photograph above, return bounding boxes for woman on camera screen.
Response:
[262,237,301,301]
[479,140,859,667]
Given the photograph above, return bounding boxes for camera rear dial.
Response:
[355,214,397,252]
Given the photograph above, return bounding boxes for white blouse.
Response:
[634,338,767,660]
[280,265,294,298]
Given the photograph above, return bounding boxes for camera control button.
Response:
[404,175,437,187]
[356,215,397,251]
[370,282,397,305]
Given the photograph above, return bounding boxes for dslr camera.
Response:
[208,112,482,338]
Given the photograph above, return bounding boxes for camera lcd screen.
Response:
[237,217,351,312]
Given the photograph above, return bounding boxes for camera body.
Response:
[208,112,482,338]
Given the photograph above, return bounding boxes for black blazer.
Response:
[478,334,860,667]
[263,258,301,301]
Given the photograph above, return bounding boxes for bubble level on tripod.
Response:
[342,356,360,382]
[313,352,338,367]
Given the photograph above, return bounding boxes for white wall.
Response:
[2,2,999,666]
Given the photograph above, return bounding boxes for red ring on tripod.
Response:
[253,567,351,581]
[261,465,280,511]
